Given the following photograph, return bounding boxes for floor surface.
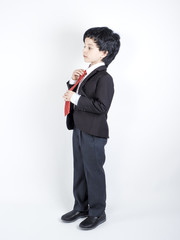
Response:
[0,203,179,240]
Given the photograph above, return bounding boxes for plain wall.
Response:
[0,0,180,227]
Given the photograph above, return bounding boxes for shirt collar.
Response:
[86,62,105,76]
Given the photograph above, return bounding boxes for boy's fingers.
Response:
[72,69,85,80]
[75,69,85,75]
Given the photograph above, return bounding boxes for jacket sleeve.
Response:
[66,80,79,92]
[76,74,114,114]
[67,81,73,89]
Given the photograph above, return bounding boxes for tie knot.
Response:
[79,70,87,81]
[83,70,87,76]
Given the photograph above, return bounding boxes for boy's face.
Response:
[83,37,108,66]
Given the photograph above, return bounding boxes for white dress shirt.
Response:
[70,62,105,105]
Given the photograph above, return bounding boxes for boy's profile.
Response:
[62,27,120,230]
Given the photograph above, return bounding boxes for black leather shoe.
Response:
[61,210,88,223]
[79,212,106,230]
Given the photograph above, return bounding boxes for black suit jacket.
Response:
[66,65,114,138]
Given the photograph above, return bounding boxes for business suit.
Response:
[66,65,114,138]
[66,65,114,217]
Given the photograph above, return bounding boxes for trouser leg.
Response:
[81,131,107,217]
[73,128,88,211]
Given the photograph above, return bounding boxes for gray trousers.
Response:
[72,128,107,217]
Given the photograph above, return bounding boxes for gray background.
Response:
[0,0,180,239]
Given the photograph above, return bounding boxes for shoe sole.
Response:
[61,215,88,223]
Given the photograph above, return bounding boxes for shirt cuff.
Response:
[71,93,81,105]
[69,79,77,85]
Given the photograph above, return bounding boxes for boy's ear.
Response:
[101,51,108,59]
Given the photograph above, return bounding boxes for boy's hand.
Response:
[63,90,74,101]
[72,69,85,80]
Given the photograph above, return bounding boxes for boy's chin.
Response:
[83,58,90,63]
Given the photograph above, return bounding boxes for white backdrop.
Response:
[0,0,180,239]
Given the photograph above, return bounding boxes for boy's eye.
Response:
[84,45,92,50]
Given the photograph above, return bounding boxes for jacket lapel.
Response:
[79,65,107,90]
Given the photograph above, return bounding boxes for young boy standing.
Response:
[62,27,120,230]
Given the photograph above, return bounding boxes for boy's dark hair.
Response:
[83,27,120,66]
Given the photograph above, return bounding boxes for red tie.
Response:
[65,70,87,116]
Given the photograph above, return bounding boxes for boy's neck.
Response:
[89,61,105,68]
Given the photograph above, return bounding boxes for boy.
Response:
[62,27,120,230]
